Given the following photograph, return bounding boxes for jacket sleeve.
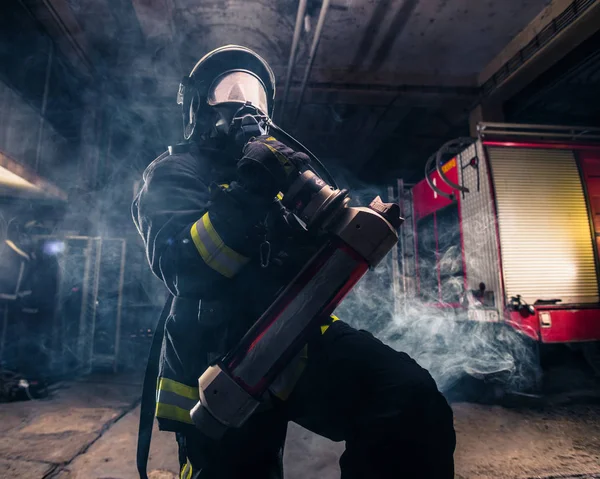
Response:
[132,151,272,299]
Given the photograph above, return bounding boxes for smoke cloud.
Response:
[335,187,541,398]
[0,2,172,383]
[1,1,540,401]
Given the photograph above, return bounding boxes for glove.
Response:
[237,135,310,198]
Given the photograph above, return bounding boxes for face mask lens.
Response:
[207,71,268,116]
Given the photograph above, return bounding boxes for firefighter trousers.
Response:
[177,320,456,478]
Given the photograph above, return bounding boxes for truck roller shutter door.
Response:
[487,147,599,305]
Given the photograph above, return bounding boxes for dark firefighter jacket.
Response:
[132,142,330,433]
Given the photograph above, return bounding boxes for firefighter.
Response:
[133,45,455,479]
[0,220,31,304]
[0,219,32,373]
[0,219,50,383]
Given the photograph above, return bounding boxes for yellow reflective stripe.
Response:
[208,183,230,194]
[189,213,249,278]
[320,315,340,335]
[158,377,198,400]
[180,461,193,479]
[190,220,218,272]
[202,214,248,265]
[156,402,194,424]
[276,192,284,201]
[156,378,198,422]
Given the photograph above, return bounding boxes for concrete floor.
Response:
[1,373,600,479]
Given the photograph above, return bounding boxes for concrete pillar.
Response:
[469,102,505,137]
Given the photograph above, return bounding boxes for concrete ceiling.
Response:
[170,0,552,84]
[32,0,570,182]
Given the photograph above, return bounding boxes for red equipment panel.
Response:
[412,159,465,304]
[507,310,540,342]
[508,308,600,343]
[538,308,600,343]
[412,158,459,221]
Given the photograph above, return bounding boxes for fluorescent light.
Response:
[0,165,41,191]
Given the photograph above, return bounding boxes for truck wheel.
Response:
[492,326,542,396]
[581,342,600,376]
[510,335,542,394]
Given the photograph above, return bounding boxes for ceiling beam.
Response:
[478,0,600,104]
[272,66,477,89]
[23,0,94,77]
[479,0,576,84]
[274,82,478,109]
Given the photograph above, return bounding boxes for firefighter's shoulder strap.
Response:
[137,293,173,479]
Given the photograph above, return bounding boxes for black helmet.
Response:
[177,45,276,140]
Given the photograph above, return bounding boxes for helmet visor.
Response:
[207,70,269,116]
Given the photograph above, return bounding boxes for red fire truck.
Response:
[396,123,600,379]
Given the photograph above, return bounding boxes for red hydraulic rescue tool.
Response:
[190,167,402,439]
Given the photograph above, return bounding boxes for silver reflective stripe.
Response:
[157,389,197,411]
[190,213,249,278]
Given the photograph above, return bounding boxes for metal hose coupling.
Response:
[190,364,260,440]
[282,170,350,232]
